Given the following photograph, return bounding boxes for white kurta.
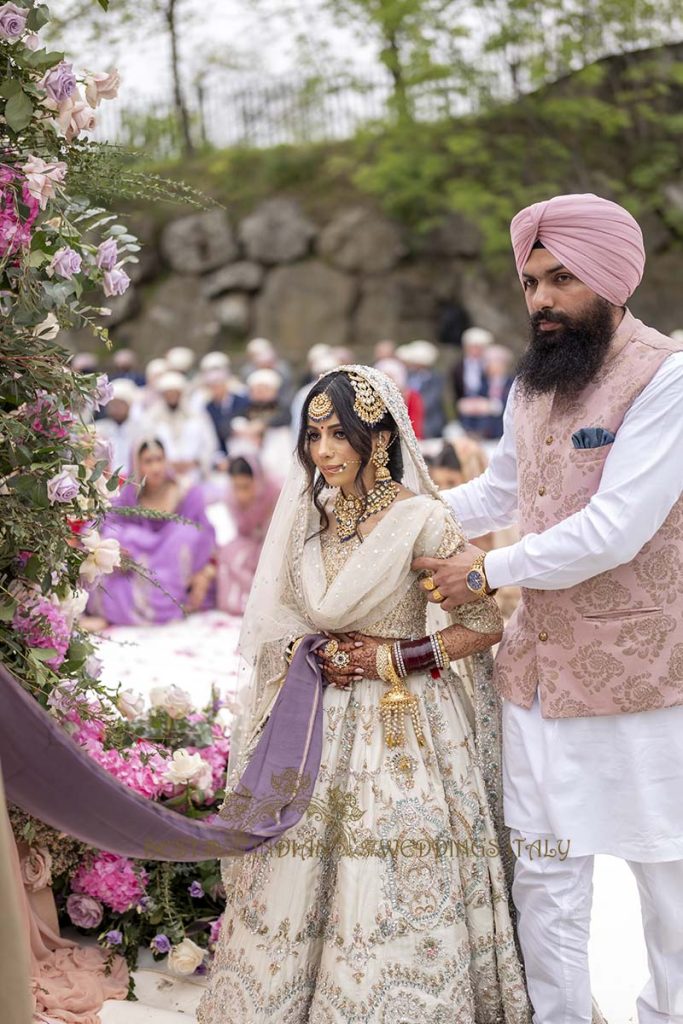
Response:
[444,353,683,861]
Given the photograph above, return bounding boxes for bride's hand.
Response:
[318,632,384,687]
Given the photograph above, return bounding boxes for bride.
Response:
[197,365,531,1023]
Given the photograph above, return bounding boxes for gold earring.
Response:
[372,436,391,481]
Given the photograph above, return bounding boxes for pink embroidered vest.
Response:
[493,311,683,718]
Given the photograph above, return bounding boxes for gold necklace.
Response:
[334,478,399,542]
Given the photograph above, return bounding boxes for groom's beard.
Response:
[515,298,616,401]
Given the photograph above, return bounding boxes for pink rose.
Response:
[50,246,82,279]
[66,893,104,929]
[23,30,40,50]
[53,90,97,142]
[103,267,131,297]
[0,2,27,40]
[21,155,67,211]
[42,62,77,104]
[96,237,118,271]
[20,846,53,892]
[84,69,120,108]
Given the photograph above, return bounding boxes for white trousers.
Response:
[510,830,683,1024]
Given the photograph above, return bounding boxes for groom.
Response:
[413,193,683,1024]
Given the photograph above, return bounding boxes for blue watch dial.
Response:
[466,569,485,591]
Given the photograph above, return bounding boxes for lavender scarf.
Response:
[0,635,325,861]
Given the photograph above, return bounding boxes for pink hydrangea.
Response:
[22,391,74,440]
[71,852,148,914]
[0,167,40,259]
[12,597,70,670]
[84,738,171,800]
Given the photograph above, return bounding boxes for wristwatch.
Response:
[465,553,497,597]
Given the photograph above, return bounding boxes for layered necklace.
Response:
[334,477,399,542]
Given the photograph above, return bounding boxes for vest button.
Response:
[545,435,554,445]
[538,631,549,642]
[538,485,546,496]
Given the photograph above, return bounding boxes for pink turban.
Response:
[510,193,645,306]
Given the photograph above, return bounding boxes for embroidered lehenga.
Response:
[197,366,531,1024]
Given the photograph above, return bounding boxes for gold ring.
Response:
[331,650,350,668]
[431,588,445,603]
[422,576,436,592]
[324,639,339,658]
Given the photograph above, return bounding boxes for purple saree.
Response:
[87,483,216,625]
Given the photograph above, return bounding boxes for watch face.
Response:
[466,569,484,592]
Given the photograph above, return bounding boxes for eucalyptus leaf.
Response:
[5,90,35,133]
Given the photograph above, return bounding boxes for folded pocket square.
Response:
[571,426,616,449]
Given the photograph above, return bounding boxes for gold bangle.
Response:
[434,630,449,669]
[376,644,403,687]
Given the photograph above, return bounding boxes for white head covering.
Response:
[200,351,231,372]
[157,370,187,393]
[110,378,139,404]
[165,346,195,373]
[145,358,168,384]
[247,368,282,391]
[462,327,494,348]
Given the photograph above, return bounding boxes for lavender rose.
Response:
[50,246,82,279]
[0,2,28,40]
[96,237,118,271]
[103,267,131,298]
[43,62,77,104]
[105,929,124,946]
[47,467,80,504]
[66,893,103,929]
[151,934,171,954]
[188,880,204,898]
[91,373,114,410]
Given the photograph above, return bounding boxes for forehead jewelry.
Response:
[347,372,385,426]
[308,389,334,423]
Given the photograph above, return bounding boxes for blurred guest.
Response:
[299,343,332,386]
[373,339,396,363]
[246,368,290,428]
[398,340,446,438]
[216,452,280,615]
[481,344,515,440]
[241,337,293,403]
[85,438,217,628]
[452,326,494,435]
[141,357,169,411]
[375,356,424,439]
[204,368,250,457]
[94,378,141,475]
[71,352,98,374]
[142,371,219,483]
[231,416,267,451]
[110,348,145,387]
[425,442,464,491]
[165,346,196,375]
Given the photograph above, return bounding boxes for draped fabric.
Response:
[0,635,326,862]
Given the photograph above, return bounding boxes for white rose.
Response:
[92,472,120,503]
[150,683,192,720]
[20,846,53,892]
[79,530,121,583]
[58,587,88,627]
[164,749,207,786]
[167,937,205,976]
[117,689,145,722]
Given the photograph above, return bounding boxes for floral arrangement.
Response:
[1,0,228,990]
[11,682,230,976]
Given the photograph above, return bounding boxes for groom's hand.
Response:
[412,543,486,611]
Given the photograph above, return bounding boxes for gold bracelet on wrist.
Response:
[376,644,403,687]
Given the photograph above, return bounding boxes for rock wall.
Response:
[108,196,683,362]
